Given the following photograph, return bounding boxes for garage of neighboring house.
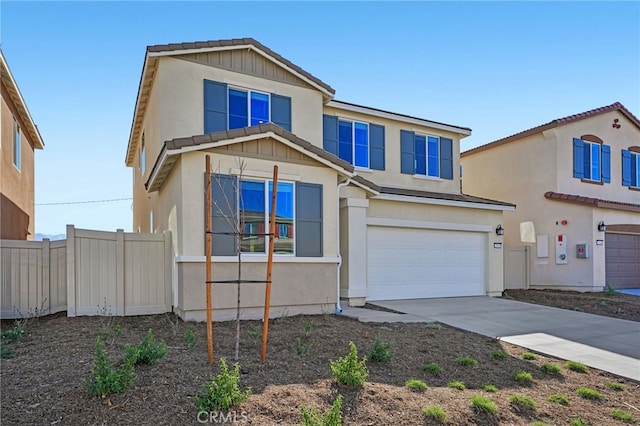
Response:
[366,226,486,300]
[605,227,640,289]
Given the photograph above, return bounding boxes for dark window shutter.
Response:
[271,94,291,131]
[369,123,385,170]
[323,115,338,156]
[400,130,415,174]
[573,138,584,179]
[296,182,323,257]
[439,137,453,180]
[601,144,611,183]
[208,173,237,256]
[204,80,227,133]
[622,149,632,186]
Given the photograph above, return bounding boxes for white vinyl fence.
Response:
[1,226,172,319]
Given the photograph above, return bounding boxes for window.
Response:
[622,149,640,189]
[149,210,154,233]
[322,115,385,170]
[400,130,453,179]
[204,80,291,133]
[140,133,146,176]
[13,118,21,171]
[572,138,610,183]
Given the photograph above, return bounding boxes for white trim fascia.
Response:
[367,217,493,233]
[374,193,515,212]
[229,168,301,181]
[175,255,340,264]
[340,198,369,208]
[326,101,472,136]
[146,148,170,191]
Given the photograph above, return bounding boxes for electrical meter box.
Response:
[555,234,568,264]
[576,243,590,259]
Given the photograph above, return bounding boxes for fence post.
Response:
[42,238,51,315]
[164,231,172,313]
[66,225,76,317]
[116,229,125,316]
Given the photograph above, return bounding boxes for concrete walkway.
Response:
[343,297,640,381]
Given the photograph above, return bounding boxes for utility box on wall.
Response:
[576,243,590,259]
[555,234,568,265]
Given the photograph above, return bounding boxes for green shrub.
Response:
[184,329,196,349]
[513,371,533,385]
[576,387,602,400]
[540,363,562,375]
[247,326,262,340]
[422,405,447,423]
[547,393,570,406]
[301,394,343,426]
[605,382,624,391]
[492,350,508,360]
[194,358,251,412]
[482,384,498,393]
[566,360,589,373]
[611,409,634,422]
[124,329,167,365]
[405,379,427,392]
[531,422,551,426]
[329,342,368,387]
[509,394,536,411]
[83,336,137,397]
[0,343,15,359]
[300,318,315,336]
[422,363,442,375]
[521,352,538,360]
[571,419,589,426]
[456,356,478,367]
[471,395,497,415]
[295,337,314,356]
[605,285,617,296]
[1,326,24,342]
[368,338,391,362]
[448,380,465,390]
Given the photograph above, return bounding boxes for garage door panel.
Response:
[605,233,640,289]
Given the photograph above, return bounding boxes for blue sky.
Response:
[2,1,638,235]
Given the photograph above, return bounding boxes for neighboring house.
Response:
[461,102,640,291]
[125,38,514,321]
[1,50,44,240]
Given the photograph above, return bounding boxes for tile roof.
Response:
[544,191,640,213]
[462,102,640,156]
[379,186,516,207]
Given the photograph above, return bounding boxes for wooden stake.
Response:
[205,156,214,364]
[261,165,278,361]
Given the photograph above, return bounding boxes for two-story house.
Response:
[1,50,44,240]
[125,38,514,321]
[462,103,640,292]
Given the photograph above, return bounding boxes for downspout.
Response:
[335,175,353,314]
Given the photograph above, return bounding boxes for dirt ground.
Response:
[2,293,638,426]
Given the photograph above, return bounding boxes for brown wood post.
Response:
[261,165,278,361]
[205,155,214,364]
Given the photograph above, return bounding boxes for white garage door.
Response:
[367,226,486,301]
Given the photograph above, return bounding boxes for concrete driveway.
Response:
[370,296,640,381]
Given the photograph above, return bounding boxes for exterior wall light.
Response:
[597,221,606,232]
[496,225,504,236]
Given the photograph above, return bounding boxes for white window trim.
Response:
[414,133,440,178]
[338,119,370,169]
[13,118,21,172]
[583,141,601,182]
[633,152,640,188]
[228,86,271,128]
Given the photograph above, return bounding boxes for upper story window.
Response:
[204,80,291,134]
[400,130,453,180]
[13,118,21,171]
[622,148,640,189]
[572,137,610,183]
[322,115,385,170]
[140,132,146,176]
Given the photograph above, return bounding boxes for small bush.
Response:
[513,371,533,385]
[422,405,447,423]
[0,343,15,359]
[571,419,589,426]
[576,387,602,400]
[83,337,137,397]
[521,352,538,360]
[194,358,251,412]
[301,394,343,426]
[247,326,262,340]
[547,393,570,406]
[605,382,624,391]
[422,363,442,375]
[125,329,167,365]
[1,326,24,342]
[405,379,427,392]
[368,338,391,362]
[492,350,508,360]
[300,318,315,336]
[471,395,497,415]
[605,285,617,296]
[457,356,478,367]
[611,409,634,422]
[295,337,314,356]
[482,384,498,393]
[566,360,589,373]
[531,422,551,426]
[448,380,466,390]
[329,342,368,387]
[509,394,536,411]
[540,363,562,375]
[184,329,196,349]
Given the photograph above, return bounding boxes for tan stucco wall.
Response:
[1,89,36,239]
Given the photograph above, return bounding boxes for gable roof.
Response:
[0,49,44,150]
[378,186,515,208]
[126,38,335,166]
[462,102,640,157]
[544,191,640,213]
